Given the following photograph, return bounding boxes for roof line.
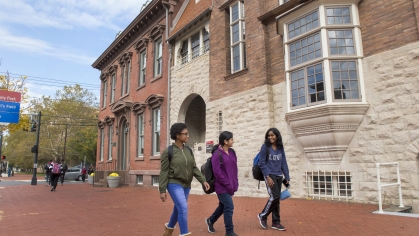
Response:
[167,7,212,42]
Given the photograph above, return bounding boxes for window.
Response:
[328,30,354,55]
[332,61,359,100]
[126,61,131,93]
[139,50,146,86]
[110,74,115,103]
[137,175,143,185]
[218,111,223,136]
[288,10,319,39]
[326,6,351,25]
[152,108,160,155]
[108,125,113,160]
[230,1,246,73]
[291,63,325,107]
[152,176,159,186]
[102,81,107,108]
[181,40,189,65]
[203,28,210,52]
[154,38,162,76]
[121,65,126,96]
[137,114,144,156]
[289,33,322,67]
[282,5,363,110]
[191,32,200,59]
[305,170,352,200]
[100,129,104,161]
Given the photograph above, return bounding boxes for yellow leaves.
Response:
[109,172,119,177]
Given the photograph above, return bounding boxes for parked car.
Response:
[64,168,87,181]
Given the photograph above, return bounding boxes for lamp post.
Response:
[31,112,41,185]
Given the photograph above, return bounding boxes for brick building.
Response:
[92,0,185,186]
[168,0,419,213]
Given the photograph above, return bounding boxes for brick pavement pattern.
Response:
[1,175,418,236]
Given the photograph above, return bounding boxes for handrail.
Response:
[92,160,117,187]
[376,162,404,213]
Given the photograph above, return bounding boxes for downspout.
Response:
[163,3,171,147]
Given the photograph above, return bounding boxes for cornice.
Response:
[134,38,150,52]
[92,0,164,70]
[132,102,147,114]
[149,24,166,41]
[104,116,115,126]
[145,94,165,109]
[111,100,133,114]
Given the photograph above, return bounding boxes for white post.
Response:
[396,164,404,208]
[376,163,383,213]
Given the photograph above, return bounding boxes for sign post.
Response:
[31,112,41,185]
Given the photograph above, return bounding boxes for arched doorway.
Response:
[179,94,206,145]
[119,119,129,170]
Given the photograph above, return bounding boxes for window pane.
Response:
[288,10,319,39]
[192,32,200,59]
[232,4,239,22]
[290,69,306,107]
[332,60,359,100]
[328,30,355,55]
[232,23,240,43]
[289,33,321,67]
[233,45,240,72]
[327,7,351,24]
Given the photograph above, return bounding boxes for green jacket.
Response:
[159,144,206,193]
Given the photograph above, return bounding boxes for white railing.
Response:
[376,162,404,213]
[180,44,210,66]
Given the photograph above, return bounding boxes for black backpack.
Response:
[62,163,68,172]
[167,144,194,162]
[252,146,270,189]
[200,151,223,194]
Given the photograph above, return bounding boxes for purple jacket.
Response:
[211,146,238,195]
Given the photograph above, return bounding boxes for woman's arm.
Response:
[158,148,170,194]
[212,151,230,186]
[258,144,270,178]
[281,148,290,181]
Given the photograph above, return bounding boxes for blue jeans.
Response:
[209,193,234,233]
[167,183,191,234]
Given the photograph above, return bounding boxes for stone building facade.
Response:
[168,0,419,213]
[92,0,185,186]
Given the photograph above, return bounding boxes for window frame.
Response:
[325,6,353,25]
[110,74,115,103]
[108,125,113,160]
[191,32,201,59]
[121,65,126,96]
[289,31,323,68]
[100,128,104,161]
[229,1,246,73]
[139,50,147,86]
[181,40,189,65]
[330,59,361,102]
[327,28,356,56]
[154,38,163,77]
[126,60,131,93]
[102,80,107,108]
[287,9,320,40]
[137,113,145,157]
[152,108,161,155]
[290,62,327,109]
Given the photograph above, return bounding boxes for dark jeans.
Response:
[259,175,283,224]
[209,193,235,234]
[45,173,51,185]
[50,174,60,189]
[60,173,65,184]
[82,174,86,182]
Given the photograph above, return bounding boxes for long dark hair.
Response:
[264,128,283,149]
[211,131,233,154]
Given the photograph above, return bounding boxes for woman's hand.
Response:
[266,176,274,188]
[203,182,210,191]
[160,193,167,202]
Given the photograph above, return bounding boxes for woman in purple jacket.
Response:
[205,131,239,236]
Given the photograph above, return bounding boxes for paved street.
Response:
[0,174,418,236]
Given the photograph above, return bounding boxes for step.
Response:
[383,205,412,213]
[93,182,104,187]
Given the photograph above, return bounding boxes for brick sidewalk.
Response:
[0,175,418,236]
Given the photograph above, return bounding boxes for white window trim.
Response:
[230,1,246,73]
[139,50,147,86]
[108,125,113,160]
[152,176,159,186]
[304,170,353,201]
[137,114,145,156]
[110,74,115,103]
[279,2,366,112]
[100,129,104,161]
[152,108,161,155]
[102,81,107,108]
[154,38,162,77]
[137,175,144,185]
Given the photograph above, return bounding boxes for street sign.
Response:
[0,90,21,124]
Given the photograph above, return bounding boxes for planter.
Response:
[107,176,121,188]
[88,175,94,185]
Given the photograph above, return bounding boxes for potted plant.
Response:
[88,173,94,185]
[107,172,121,188]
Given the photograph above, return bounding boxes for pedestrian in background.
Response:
[60,159,68,186]
[44,160,52,186]
[87,165,94,175]
[205,131,239,236]
[159,123,210,236]
[81,166,87,182]
[257,128,290,231]
[49,159,62,192]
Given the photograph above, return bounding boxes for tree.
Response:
[4,84,98,168]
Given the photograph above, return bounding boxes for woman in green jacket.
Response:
[160,123,210,236]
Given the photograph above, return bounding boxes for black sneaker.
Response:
[271,223,286,231]
[205,218,215,233]
[257,214,267,229]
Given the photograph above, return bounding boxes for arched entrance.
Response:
[119,119,129,170]
[178,94,206,145]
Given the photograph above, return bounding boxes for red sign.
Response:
[0,90,21,103]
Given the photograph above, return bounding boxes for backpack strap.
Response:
[185,146,194,159]
[258,145,271,189]
[168,145,173,162]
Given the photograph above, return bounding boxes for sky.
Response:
[0,0,149,102]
